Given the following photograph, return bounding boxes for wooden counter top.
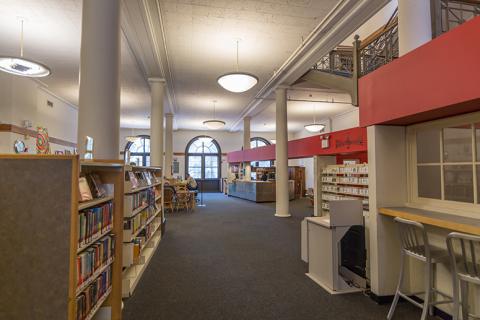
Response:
[379,207,480,235]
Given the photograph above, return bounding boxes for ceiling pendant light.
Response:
[0,20,51,78]
[304,104,325,133]
[217,40,258,93]
[203,100,225,130]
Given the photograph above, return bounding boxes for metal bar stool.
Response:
[447,232,480,320]
[387,217,453,320]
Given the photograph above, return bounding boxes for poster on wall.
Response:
[36,127,50,154]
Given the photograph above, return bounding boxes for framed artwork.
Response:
[36,127,50,154]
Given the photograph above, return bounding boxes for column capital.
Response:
[148,77,166,84]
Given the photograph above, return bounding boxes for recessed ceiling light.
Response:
[217,40,258,93]
[0,20,51,78]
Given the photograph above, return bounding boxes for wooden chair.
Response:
[163,187,175,213]
[175,191,190,212]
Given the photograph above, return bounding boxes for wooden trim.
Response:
[359,16,398,50]
[0,154,77,160]
[379,207,480,235]
[0,123,77,148]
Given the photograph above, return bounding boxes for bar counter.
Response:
[228,180,295,202]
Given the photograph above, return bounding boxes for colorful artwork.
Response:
[36,127,50,154]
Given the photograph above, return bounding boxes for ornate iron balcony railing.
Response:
[433,0,480,36]
[312,47,354,77]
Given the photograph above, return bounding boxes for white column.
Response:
[77,0,120,159]
[275,87,291,218]
[398,0,432,56]
[165,113,174,177]
[149,78,165,167]
[243,116,251,181]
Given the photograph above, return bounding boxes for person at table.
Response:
[186,173,198,191]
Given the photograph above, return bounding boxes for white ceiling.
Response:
[0,0,387,133]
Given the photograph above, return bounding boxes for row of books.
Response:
[76,266,112,320]
[126,170,159,190]
[321,185,369,196]
[123,206,157,239]
[79,173,108,202]
[127,188,155,211]
[77,235,115,286]
[78,202,113,247]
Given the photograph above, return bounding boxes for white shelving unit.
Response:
[122,165,163,298]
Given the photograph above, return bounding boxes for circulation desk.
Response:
[227,180,295,202]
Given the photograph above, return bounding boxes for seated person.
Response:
[261,172,268,181]
[186,173,198,191]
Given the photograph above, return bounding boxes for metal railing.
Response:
[433,0,480,36]
[313,47,354,77]
[359,17,398,76]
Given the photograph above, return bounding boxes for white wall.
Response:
[341,0,398,46]
[0,73,78,154]
[289,108,360,189]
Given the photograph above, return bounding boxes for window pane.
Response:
[188,140,203,153]
[203,141,218,153]
[205,156,218,167]
[130,156,142,166]
[443,125,472,163]
[417,166,441,199]
[476,124,480,161]
[189,168,202,179]
[188,156,202,168]
[444,165,473,203]
[205,167,218,179]
[144,138,150,153]
[257,140,266,147]
[417,129,440,163]
[129,139,144,153]
[145,156,150,167]
[250,140,257,149]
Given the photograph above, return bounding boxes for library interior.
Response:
[1,1,480,319]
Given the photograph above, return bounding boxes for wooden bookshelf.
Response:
[122,165,163,298]
[0,155,123,320]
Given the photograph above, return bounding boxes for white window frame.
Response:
[407,111,480,217]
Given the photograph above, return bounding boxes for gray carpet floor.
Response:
[123,193,432,320]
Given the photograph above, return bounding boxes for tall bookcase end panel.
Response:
[122,165,163,298]
[0,155,124,320]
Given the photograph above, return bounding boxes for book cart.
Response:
[0,155,123,320]
[122,165,163,298]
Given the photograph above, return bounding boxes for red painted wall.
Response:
[227,127,367,163]
[359,17,480,127]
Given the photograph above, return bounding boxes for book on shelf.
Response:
[127,171,139,189]
[76,266,112,320]
[87,173,107,199]
[78,202,113,247]
[77,235,115,286]
[79,177,93,202]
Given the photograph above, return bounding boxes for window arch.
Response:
[250,137,272,169]
[185,136,221,179]
[250,137,270,149]
[125,135,150,166]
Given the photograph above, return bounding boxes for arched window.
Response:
[250,137,272,168]
[250,137,270,149]
[125,135,150,166]
[186,136,221,180]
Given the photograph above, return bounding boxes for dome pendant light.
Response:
[304,104,325,133]
[217,40,258,93]
[0,20,51,78]
[203,100,225,130]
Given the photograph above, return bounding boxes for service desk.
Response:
[227,180,295,202]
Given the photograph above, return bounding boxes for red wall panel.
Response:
[227,127,367,163]
[359,17,480,127]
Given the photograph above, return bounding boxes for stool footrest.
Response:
[398,292,424,309]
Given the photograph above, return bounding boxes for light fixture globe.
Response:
[304,123,325,133]
[203,119,226,130]
[217,72,258,93]
[0,56,51,78]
